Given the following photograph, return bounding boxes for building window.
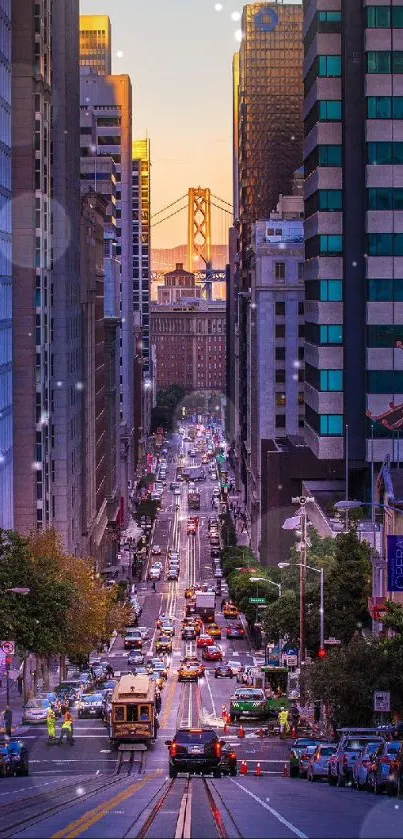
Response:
[367,325,401,347]
[318,55,342,77]
[319,324,343,345]
[319,235,343,255]
[274,262,285,280]
[298,263,304,280]
[275,370,285,383]
[366,97,403,119]
[320,370,343,391]
[367,188,403,211]
[275,347,285,361]
[368,278,403,301]
[320,414,343,436]
[275,324,285,339]
[319,100,342,121]
[367,142,403,164]
[275,415,286,429]
[368,233,403,256]
[318,11,341,24]
[275,302,285,316]
[367,7,403,28]
[318,145,342,166]
[298,301,304,315]
[367,371,403,393]
[319,190,343,211]
[366,51,403,73]
[276,393,286,406]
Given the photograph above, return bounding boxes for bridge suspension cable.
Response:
[151,203,187,228]
[151,193,188,219]
[211,193,234,209]
[210,201,233,216]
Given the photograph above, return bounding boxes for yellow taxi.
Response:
[223,604,239,620]
[177,659,200,682]
[205,623,222,639]
[185,586,196,600]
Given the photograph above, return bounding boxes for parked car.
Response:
[352,741,382,791]
[328,733,384,787]
[289,739,321,778]
[166,728,225,778]
[22,697,51,725]
[386,740,403,797]
[367,739,403,795]
[307,744,336,781]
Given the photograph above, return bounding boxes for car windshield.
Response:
[27,699,50,709]
[319,746,336,755]
[235,691,264,701]
[159,636,171,642]
[386,742,402,754]
[345,739,378,751]
[295,739,318,747]
[175,730,217,744]
[82,694,103,703]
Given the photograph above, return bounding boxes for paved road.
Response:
[1,430,401,837]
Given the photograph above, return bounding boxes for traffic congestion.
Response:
[0,421,402,837]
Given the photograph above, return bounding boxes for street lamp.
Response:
[278,562,324,650]
[282,496,315,665]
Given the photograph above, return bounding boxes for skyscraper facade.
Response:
[79,15,111,75]
[303,0,403,484]
[80,69,134,518]
[12,0,84,550]
[0,0,12,528]
[233,1,304,502]
[132,139,151,378]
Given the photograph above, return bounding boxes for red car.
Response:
[202,645,223,661]
[197,634,215,648]
[226,623,245,639]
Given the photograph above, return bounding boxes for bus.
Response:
[108,675,158,747]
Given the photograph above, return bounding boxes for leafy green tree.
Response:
[262,590,300,646]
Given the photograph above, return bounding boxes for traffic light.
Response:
[318,648,327,659]
[5,655,13,667]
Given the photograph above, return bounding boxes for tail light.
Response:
[229,752,237,760]
[170,743,177,757]
[301,753,308,760]
[314,755,321,763]
[214,743,222,758]
[380,757,391,765]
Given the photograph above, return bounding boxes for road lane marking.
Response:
[204,670,217,720]
[230,781,308,839]
[51,771,162,839]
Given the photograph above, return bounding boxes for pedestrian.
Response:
[17,675,23,697]
[58,710,74,746]
[152,580,156,592]
[2,705,12,737]
[47,707,57,742]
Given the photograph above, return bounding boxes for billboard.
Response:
[387,535,403,592]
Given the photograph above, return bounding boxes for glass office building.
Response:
[0,0,12,527]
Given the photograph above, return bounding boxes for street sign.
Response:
[249,597,266,604]
[374,690,390,713]
[285,655,298,667]
[323,637,341,646]
[1,641,15,655]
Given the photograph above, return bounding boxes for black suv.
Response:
[166,728,225,778]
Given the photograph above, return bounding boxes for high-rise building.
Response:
[0,1,12,528]
[12,0,84,550]
[247,193,305,556]
[80,69,134,518]
[233,1,304,504]
[79,15,111,75]
[303,0,403,489]
[132,139,151,374]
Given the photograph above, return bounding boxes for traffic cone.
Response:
[223,720,228,734]
[258,728,265,738]
[283,762,289,777]
[256,762,262,777]
[291,725,296,738]
[221,704,227,720]
[238,724,245,738]
[240,760,248,775]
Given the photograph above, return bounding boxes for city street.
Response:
[0,434,401,837]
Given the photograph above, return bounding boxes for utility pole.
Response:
[300,503,307,666]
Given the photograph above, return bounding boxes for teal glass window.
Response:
[367,7,390,28]
[319,11,342,23]
[393,52,403,73]
[319,145,342,166]
[319,325,343,344]
[367,51,391,73]
[393,8,403,27]
[368,279,403,302]
[394,98,403,118]
[319,100,342,120]
[367,325,398,347]
[367,96,392,118]
[368,371,403,393]
[318,56,342,77]
[367,188,393,210]
[320,415,343,436]
[319,190,343,211]
[367,233,393,255]
[319,235,343,255]
[320,280,343,301]
[367,142,392,164]
[320,370,343,391]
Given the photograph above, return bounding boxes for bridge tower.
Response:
[187,187,212,271]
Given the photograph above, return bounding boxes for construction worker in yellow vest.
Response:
[58,710,74,745]
[47,707,57,742]
[278,707,290,738]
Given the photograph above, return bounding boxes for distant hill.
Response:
[151,244,229,273]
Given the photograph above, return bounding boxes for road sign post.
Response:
[374,690,390,713]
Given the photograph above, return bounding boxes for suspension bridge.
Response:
[151,187,233,299]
